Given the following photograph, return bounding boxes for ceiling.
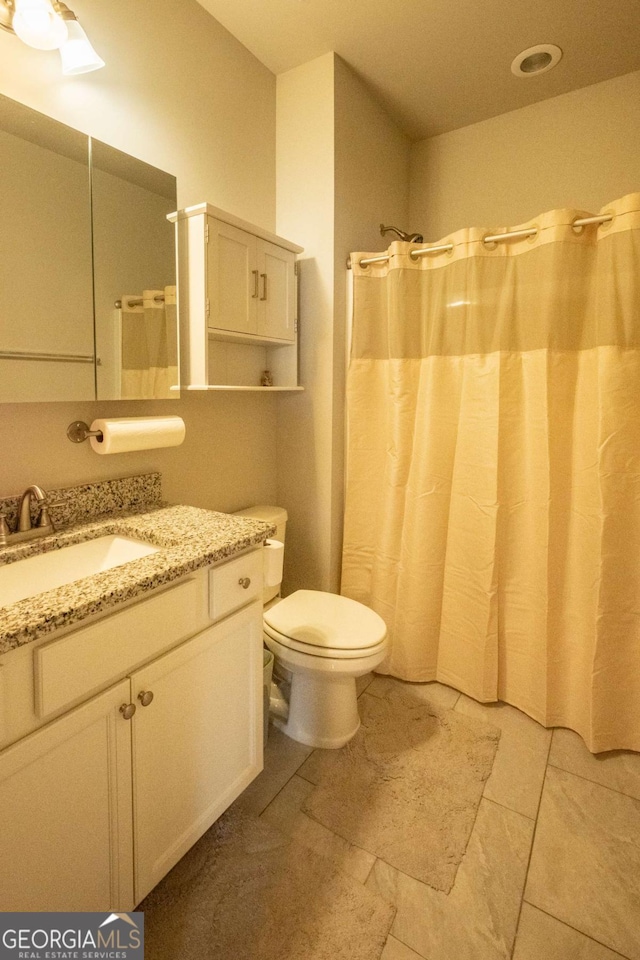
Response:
[195,0,640,140]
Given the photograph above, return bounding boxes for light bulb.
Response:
[58,18,104,74]
[12,0,67,50]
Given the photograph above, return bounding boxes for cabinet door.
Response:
[0,679,133,911]
[256,239,296,342]
[131,601,263,903]
[207,218,257,335]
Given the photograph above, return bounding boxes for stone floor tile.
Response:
[229,727,312,817]
[525,766,640,960]
[381,935,427,960]
[260,775,377,884]
[549,727,640,801]
[142,813,394,960]
[356,672,375,697]
[366,798,534,960]
[455,695,550,819]
[513,903,627,960]
[260,771,316,819]
[367,676,461,710]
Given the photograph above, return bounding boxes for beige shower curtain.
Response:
[121,285,178,398]
[342,193,640,753]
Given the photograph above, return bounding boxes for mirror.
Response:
[0,96,94,402]
[92,141,177,400]
[0,94,178,402]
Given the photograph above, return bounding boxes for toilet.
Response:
[234,506,388,749]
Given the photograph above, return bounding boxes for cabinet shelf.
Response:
[208,327,294,347]
[184,384,304,392]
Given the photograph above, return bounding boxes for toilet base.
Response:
[275,672,361,749]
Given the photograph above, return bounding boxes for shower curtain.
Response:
[121,285,178,398]
[342,193,640,753]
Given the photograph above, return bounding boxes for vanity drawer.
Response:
[34,578,200,718]
[209,549,262,622]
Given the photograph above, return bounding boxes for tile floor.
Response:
[227,674,640,960]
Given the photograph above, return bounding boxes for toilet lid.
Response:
[263,590,387,652]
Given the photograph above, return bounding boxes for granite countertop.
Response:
[0,505,274,654]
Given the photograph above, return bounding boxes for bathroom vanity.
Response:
[0,497,272,911]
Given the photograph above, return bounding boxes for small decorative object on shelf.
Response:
[260,370,274,387]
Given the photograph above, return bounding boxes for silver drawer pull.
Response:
[238,577,251,589]
[137,690,154,707]
[120,703,136,720]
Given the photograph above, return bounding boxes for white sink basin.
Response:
[0,535,160,608]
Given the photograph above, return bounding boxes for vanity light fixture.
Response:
[0,0,104,74]
[11,0,66,49]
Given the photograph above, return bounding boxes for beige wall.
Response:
[0,394,278,509]
[276,53,336,594]
[276,53,409,594]
[0,386,279,509]
[410,70,640,239]
[333,58,410,587]
[0,0,279,512]
[334,59,410,261]
[0,0,275,224]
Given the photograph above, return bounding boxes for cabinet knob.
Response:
[119,702,136,720]
[251,270,259,299]
[238,576,251,589]
[137,690,154,707]
[260,273,268,301]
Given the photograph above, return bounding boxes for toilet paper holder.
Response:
[67,420,104,444]
[67,415,186,455]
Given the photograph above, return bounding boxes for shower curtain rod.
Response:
[114,294,166,309]
[0,348,95,364]
[346,213,614,269]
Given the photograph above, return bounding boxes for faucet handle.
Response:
[0,511,10,546]
[35,501,55,532]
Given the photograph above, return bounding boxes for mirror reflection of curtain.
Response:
[342,193,640,753]
[120,285,178,398]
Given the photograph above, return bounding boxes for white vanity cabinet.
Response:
[0,679,134,911]
[0,549,264,912]
[170,203,303,391]
[131,600,262,903]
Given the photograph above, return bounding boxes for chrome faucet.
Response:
[18,485,49,532]
[0,485,56,547]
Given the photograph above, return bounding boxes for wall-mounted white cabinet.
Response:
[169,203,304,391]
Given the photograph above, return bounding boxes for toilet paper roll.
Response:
[89,416,186,455]
[263,539,284,588]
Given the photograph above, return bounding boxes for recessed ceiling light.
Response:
[511,44,563,78]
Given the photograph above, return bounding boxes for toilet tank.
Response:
[233,506,288,603]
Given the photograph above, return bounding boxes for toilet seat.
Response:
[264,623,388,661]
[263,589,387,660]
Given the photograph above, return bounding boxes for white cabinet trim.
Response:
[169,202,303,255]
